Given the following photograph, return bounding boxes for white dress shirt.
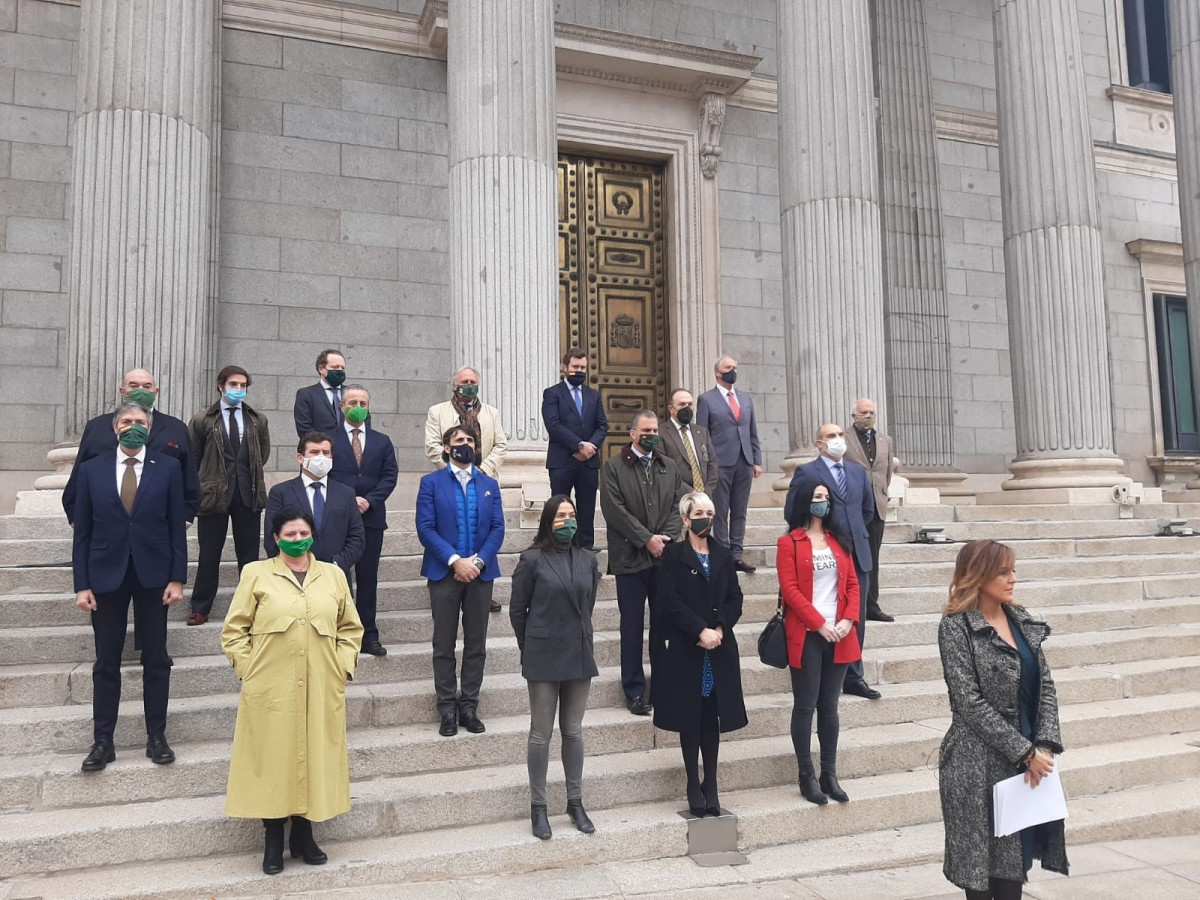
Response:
[116,447,146,493]
[220,400,244,438]
[320,378,341,410]
[303,473,330,515]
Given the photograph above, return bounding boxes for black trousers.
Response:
[191,492,261,616]
[548,464,599,548]
[615,566,658,701]
[866,514,885,612]
[429,574,493,716]
[92,560,171,743]
[847,560,871,684]
[354,526,385,646]
[789,631,848,777]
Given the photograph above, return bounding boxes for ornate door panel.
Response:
[558,154,669,460]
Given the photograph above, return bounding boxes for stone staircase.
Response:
[1,500,1199,899]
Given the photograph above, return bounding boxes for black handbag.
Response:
[758,592,789,668]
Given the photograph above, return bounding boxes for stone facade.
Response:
[0,0,1190,494]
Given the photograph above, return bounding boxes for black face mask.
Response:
[688,517,713,537]
[566,372,586,387]
[448,444,474,464]
[723,369,737,385]
[675,407,693,426]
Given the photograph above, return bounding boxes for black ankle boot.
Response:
[531,803,552,840]
[819,771,849,803]
[262,818,285,875]
[799,772,828,805]
[288,815,327,865]
[565,799,595,834]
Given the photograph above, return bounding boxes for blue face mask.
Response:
[224,388,247,406]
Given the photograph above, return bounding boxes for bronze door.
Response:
[558,154,669,461]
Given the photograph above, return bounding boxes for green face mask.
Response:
[345,404,369,425]
[552,518,578,544]
[637,434,660,453]
[277,536,314,558]
[125,388,156,408]
[457,384,479,399]
[117,423,150,449]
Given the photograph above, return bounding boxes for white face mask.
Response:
[303,455,333,478]
[822,436,847,459]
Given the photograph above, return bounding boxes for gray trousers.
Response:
[527,678,591,805]
[429,575,493,716]
[713,461,754,559]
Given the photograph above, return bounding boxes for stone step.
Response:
[1,727,1196,884]
[901,501,1200,523]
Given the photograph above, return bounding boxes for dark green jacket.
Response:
[599,447,685,575]
[189,401,271,516]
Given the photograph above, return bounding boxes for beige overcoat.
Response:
[221,556,363,821]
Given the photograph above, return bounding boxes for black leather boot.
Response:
[565,799,595,834]
[799,772,828,805]
[819,771,849,803]
[262,818,285,875]
[288,815,328,865]
[531,803,552,840]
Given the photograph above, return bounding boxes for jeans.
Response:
[526,678,591,805]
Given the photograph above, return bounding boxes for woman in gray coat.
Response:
[510,494,601,842]
[938,540,1068,899]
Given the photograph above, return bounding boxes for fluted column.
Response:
[875,0,957,474]
[992,0,1126,490]
[66,0,218,433]
[774,0,887,489]
[448,0,557,480]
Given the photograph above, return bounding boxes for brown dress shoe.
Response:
[186,613,208,626]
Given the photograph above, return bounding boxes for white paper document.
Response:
[992,768,1068,837]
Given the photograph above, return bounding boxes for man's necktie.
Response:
[227,407,240,456]
[352,428,364,466]
[573,386,583,418]
[681,425,705,491]
[121,458,138,515]
[641,455,652,470]
[727,391,741,423]
[311,483,325,530]
[330,388,342,425]
[834,462,847,494]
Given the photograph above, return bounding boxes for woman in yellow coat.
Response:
[221,506,363,875]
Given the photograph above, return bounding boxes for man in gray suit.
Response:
[842,397,896,622]
[696,356,763,573]
[657,389,719,493]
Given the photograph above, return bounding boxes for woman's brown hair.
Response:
[942,539,1018,617]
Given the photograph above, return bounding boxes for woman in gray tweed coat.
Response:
[938,540,1068,899]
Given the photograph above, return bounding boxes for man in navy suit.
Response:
[330,385,398,657]
[416,426,505,737]
[541,347,608,549]
[696,356,763,572]
[63,367,200,526]
[264,431,365,576]
[71,402,187,772]
[293,348,353,437]
[784,423,881,699]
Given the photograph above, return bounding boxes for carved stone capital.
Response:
[698,92,726,178]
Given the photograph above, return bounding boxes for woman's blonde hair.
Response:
[679,491,714,519]
[943,539,1018,617]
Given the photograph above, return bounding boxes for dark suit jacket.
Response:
[71,452,188,594]
[264,475,365,572]
[329,426,399,530]
[64,411,199,525]
[784,456,876,570]
[657,418,719,492]
[293,382,341,437]
[695,386,762,468]
[509,545,600,682]
[415,465,505,582]
[542,380,608,470]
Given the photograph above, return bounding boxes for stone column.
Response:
[774,0,888,490]
[447,0,558,485]
[66,0,219,432]
[991,0,1127,492]
[874,0,964,495]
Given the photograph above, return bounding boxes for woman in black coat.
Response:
[652,491,748,817]
[510,494,600,842]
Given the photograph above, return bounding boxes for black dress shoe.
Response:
[81,740,115,772]
[363,640,388,657]
[262,818,285,875]
[489,600,502,613]
[531,803,552,840]
[459,708,486,733]
[843,680,882,700]
[145,735,175,765]
[734,559,757,573]
[288,815,327,865]
[566,799,595,834]
[799,772,828,805]
[626,694,652,716]
[438,712,458,737]
[866,606,895,623]
[819,771,849,803]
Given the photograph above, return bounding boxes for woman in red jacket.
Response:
[777,481,861,805]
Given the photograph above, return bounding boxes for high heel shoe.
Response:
[531,803,552,840]
[701,779,721,817]
[799,772,828,805]
[819,771,849,803]
[261,818,285,875]
[288,815,327,865]
[565,799,595,834]
[686,780,706,817]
